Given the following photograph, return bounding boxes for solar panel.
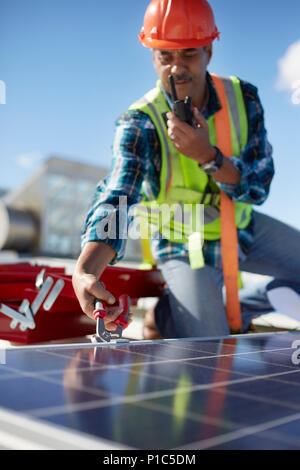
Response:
[1,332,300,450]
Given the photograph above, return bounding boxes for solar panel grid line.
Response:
[138,337,294,355]
[24,382,227,418]
[41,343,215,363]
[41,346,216,369]
[232,354,299,370]
[38,342,214,362]
[133,393,300,450]
[258,366,300,384]
[132,395,239,430]
[163,339,266,353]
[39,353,185,378]
[37,351,157,377]
[0,407,130,450]
[175,411,300,450]
[42,348,214,367]
[196,346,295,358]
[0,359,246,390]
[39,349,96,363]
[37,346,296,380]
[42,360,189,396]
[134,340,291,356]
[4,348,209,389]
[254,428,300,448]
[124,360,250,384]
[262,349,297,358]
[261,375,300,387]
[210,386,300,413]
[0,362,111,399]
[29,385,239,429]
[162,340,294,356]
[0,372,22,381]
[5,331,286,353]
[40,360,191,385]
[116,345,214,360]
[119,365,184,385]
[215,376,300,413]
[10,365,300,419]
[261,346,297,355]
[180,357,300,389]
[0,365,60,381]
[43,341,298,368]
[200,353,297,370]
[29,399,120,418]
[182,359,286,380]
[157,333,288,349]
[113,344,295,366]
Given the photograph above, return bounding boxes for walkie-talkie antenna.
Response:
[168,75,178,102]
[168,74,194,127]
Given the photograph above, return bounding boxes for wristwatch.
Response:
[199,147,224,175]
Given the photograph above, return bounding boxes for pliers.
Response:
[91,294,131,343]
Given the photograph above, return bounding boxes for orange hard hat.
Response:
[139,0,220,49]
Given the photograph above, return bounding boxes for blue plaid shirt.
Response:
[81,72,274,269]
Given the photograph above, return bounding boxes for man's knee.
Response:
[143,306,163,340]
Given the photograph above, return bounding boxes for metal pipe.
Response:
[0,201,38,251]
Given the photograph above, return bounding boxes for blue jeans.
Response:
[154,211,300,338]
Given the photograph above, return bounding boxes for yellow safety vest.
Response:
[130,75,252,269]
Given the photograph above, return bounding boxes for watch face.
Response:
[201,148,223,174]
[201,162,218,175]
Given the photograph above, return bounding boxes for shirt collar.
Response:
[161,72,221,120]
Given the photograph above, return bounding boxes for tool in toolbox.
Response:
[0,268,65,332]
[92,294,131,343]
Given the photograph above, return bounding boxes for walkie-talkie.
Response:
[168,75,195,127]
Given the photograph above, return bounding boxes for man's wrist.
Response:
[196,146,218,165]
[198,146,224,175]
[202,145,218,164]
[76,241,116,279]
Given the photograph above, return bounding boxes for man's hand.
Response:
[72,241,128,333]
[166,107,216,164]
[72,271,125,331]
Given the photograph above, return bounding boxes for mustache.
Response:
[173,75,193,82]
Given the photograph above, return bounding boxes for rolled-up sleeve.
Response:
[216,83,274,206]
[81,111,153,263]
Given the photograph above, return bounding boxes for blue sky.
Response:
[0,0,299,228]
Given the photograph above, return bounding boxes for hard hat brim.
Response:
[139,34,219,50]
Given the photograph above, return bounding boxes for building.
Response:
[0,156,142,261]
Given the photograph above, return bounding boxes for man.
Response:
[72,0,300,339]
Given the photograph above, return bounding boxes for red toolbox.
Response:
[0,263,164,344]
